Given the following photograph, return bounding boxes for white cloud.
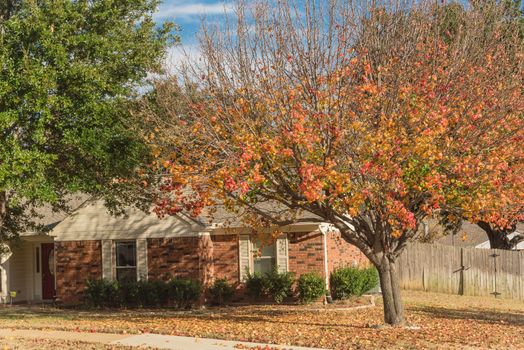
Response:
[164,44,203,76]
[154,2,234,21]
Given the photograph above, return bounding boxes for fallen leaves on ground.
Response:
[0,336,137,350]
[0,291,522,350]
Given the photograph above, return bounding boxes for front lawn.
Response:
[0,291,522,349]
[0,336,135,350]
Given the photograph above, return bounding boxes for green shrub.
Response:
[84,278,203,309]
[85,278,178,308]
[245,269,295,303]
[297,272,326,304]
[263,268,295,304]
[169,278,201,309]
[361,267,380,294]
[138,279,169,307]
[85,279,120,308]
[245,271,266,300]
[330,266,379,299]
[119,280,140,308]
[208,279,234,305]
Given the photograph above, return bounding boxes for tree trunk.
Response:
[477,221,520,250]
[377,256,405,326]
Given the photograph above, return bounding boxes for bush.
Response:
[297,272,326,304]
[361,267,379,294]
[330,266,379,299]
[245,271,265,300]
[138,279,169,307]
[263,268,295,304]
[85,279,120,308]
[119,280,140,307]
[245,268,295,303]
[208,279,234,305]
[168,278,201,309]
[85,278,195,309]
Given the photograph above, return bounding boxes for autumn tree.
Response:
[0,0,175,247]
[433,0,524,249]
[144,0,523,325]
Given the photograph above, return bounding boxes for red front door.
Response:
[41,243,55,300]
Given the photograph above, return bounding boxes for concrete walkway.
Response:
[0,328,328,350]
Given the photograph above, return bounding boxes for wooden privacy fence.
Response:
[397,243,524,300]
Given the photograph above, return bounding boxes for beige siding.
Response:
[8,242,34,302]
[52,201,202,242]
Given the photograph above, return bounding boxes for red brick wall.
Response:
[55,240,102,303]
[211,234,239,284]
[147,237,200,281]
[54,231,361,303]
[326,231,369,273]
[288,231,326,278]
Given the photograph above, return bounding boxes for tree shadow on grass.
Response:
[409,305,524,326]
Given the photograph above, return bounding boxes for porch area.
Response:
[0,235,55,304]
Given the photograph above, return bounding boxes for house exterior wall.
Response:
[325,230,369,274]
[55,240,102,303]
[49,198,374,305]
[7,243,33,302]
[288,231,326,278]
[3,237,55,303]
[31,198,375,304]
[52,201,201,242]
[147,237,201,281]
[54,231,332,303]
[146,235,240,285]
[211,234,239,283]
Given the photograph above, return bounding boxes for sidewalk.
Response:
[0,328,329,350]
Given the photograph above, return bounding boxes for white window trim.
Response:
[136,238,148,281]
[240,235,288,276]
[114,240,138,282]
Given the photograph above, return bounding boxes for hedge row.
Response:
[85,266,379,308]
[85,278,201,308]
[244,266,379,304]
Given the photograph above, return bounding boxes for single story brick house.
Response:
[1,200,368,304]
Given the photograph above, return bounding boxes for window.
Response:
[252,240,276,274]
[115,241,137,282]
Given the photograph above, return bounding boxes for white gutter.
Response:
[208,222,322,235]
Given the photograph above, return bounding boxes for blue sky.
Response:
[154,1,233,45]
[153,1,234,69]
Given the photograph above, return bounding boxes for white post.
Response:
[319,224,332,290]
